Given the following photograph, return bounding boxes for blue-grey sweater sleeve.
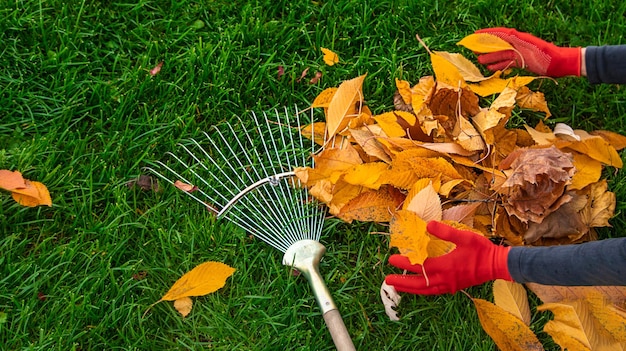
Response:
[585,45,626,84]
[508,238,626,285]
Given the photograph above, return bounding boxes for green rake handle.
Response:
[283,240,356,351]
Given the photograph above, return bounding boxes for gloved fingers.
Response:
[426,220,493,247]
[385,274,448,295]
[475,27,517,36]
[388,254,424,273]
[476,51,521,67]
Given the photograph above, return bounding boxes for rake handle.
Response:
[323,309,356,351]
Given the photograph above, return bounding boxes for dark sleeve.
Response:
[585,45,626,84]
[507,238,626,285]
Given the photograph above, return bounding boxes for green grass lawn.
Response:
[2,0,626,350]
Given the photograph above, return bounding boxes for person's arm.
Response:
[385,221,626,295]
[584,45,626,84]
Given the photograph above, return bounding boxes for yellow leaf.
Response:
[373,112,408,138]
[342,163,388,189]
[11,180,52,207]
[570,153,602,190]
[411,76,436,112]
[584,292,626,342]
[160,261,235,301]
[404,182,442,222]
[469,74,535,97]
[350,128,392,163]
[456,116,485,152]
[174,297,193,317]
[457,33,515,53]
[326,75,367,139]
[472,298,544,351]
[389,210,430,265]
[433,51,484,83]
[493,280,532,325]
[580,180,616,228]
[311,87,338,108]
[395,78,412,104]
[300,122,327,146]
[430,52,467,87]
[516,86,551,118]
[337,186,404,223]
[591,130,626,151]
[557,131,623,168]
[321,47,339,66]
[526,284,626,307]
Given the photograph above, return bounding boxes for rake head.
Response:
[145,107,324,252]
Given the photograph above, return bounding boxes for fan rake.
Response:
[145,107,355,351]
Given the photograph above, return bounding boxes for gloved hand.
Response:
[385,221,512,295]
[474,27,581,77]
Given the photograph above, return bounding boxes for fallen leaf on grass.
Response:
[150,62,164,76]
[127,174,159,192]
[380,281,401,321]
[493,280,531,325]
[321,47,339,66]
[0,170,52,207]
[174,297,193,318]
[174,180,198,192]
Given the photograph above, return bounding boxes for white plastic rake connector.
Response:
[283,240,355,351]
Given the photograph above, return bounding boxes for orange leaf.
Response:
[321,47,339,66]
[395,78,412,104]
[432,51,483,83]
[174,297,193,317]
[430,52,467,88]
[373,112,408,138]
[591,130,626,151]
[311,87,338,108]
[11,180,52,207]
[342,163,388,189]
[160,261,235,301]
[326,75,367,139]
[493,280,532,325]
[570,153,602,190]
[337,186,404,223]
[0,170,27,190]
[472,298,544,351]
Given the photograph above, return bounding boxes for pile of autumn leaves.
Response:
[294,34,626,350]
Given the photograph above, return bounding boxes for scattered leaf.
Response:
[174,297,193,318]
[127,174,159,192]
[0,170,27,190]
[321,47,339,66]
[277,65,285,79]
[174,180,198,192]
[150,61,163,76]
[310,71,323,84]
[380,282,401,321]
[159,261,235,302]
[493,280,531,325]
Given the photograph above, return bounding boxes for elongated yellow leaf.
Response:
[342,162,388,189]
[473,298,544,351]
[373,112,408,138]
[493,280,531,325]
[321,47,339,66]
[160,261,235,301]
[430,53,467,87]
[584,291,626,342]
[457,33,515,53]
[326,75,367,139]
[433,51,484,83]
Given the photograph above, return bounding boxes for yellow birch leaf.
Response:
[456,116,485,152]
[300,122,327,146]
[174,297,193,317]
[439,179,465,197]
[469,74,535,97]
[160,261,236,301]
[584,291,626,342]
[430,52,467,87]
[337,186,404,223]
[321,47,339,66]
[342,163,388,189]
[591,130,626,151]
[580,179,616,228]
[570,153,602,190]
[404,182,442,222]
[433,51,484,82]
[0,170,27,190]
[472,298,544,351]
[526,284,626,308]
[313,146,363,180]
[395,78,412,104]
[11,180,52,207]
[311,87,338,108]
[326,75,367,139]
[559,132,623,168]
[457,33,515,53]
[493,279,532,325]
[373,112,408,138]
[389,210,429,265]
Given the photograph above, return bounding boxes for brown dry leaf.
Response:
[326,74,367,139]
[457,33,515,53]
[337,186,404,223]
[0,170,27,190]
[404,181,442,222]
[159,261,235,301]
[472,298,544,351]
[174,297,193,317]
[389,210,430,265]
[524,197,588,243]
[516,86,551,118]
[493,280,532,325]
[526,284,626,308]
[174,180,198,192]
[442,202,481,226]
[321,47,339,66]
[579,180,616,228]
[11,180,52,207]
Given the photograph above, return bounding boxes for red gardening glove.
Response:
[475,27,581,77]
[385,221,512,295]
